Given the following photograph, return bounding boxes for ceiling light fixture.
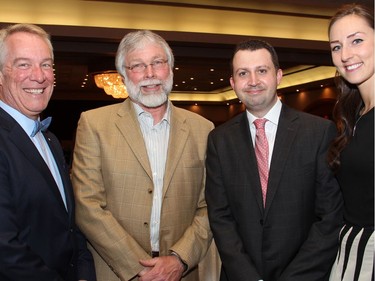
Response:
[94,71,128,99]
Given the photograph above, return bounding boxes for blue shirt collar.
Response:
[0,100,39,137]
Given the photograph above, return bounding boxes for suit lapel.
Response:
[9,123,69,214]
[264,105,299,216]
[114,100,153,180]
[0,108,69,216]
[163,106,189,196]
[43,131,73,216]
[236,114,265,212]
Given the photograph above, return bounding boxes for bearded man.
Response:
[71,30,215,281]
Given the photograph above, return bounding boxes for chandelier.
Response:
[94,71,128,99]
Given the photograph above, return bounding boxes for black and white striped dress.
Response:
[329,108,374,281]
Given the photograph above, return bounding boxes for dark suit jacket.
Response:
[205,104,343,281]
[0,108,96,281]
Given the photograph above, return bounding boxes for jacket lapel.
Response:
[114,100,153,180]
[43,131,73,216]
[236,114,265,212]
[264,105,298,216]
[162,106,189,196]
[9,124,69,214]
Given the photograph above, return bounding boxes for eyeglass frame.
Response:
[124,59,169,73]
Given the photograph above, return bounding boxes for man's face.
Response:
[230,49,282,117]
[0,32,54,120]
[124,43,173,108]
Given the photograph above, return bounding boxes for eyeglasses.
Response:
[125,59,169,73]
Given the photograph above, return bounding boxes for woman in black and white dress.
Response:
[327,4,374,281]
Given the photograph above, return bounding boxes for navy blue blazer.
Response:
[0,108,96,281]
[206,104,343,281]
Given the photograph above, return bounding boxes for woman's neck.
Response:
[358,75,374,115]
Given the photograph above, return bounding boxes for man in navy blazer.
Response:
[205,39,343,281]
[0,24,96,280]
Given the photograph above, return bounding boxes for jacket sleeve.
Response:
[71,112,150,281]
[0,149,64,281]
[205,132,263,280]
[278,122,343,281]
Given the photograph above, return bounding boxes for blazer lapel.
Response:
[43,131,73,216]
[114,100,153,180]
[162,106,189,196]
[264,105,298,215]
[238,114,265,212]
[228,113,265,212]
[9,125,69,213]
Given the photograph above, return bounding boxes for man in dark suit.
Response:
[205,39,343,281]
[0,23,96,281]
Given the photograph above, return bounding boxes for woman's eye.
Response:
[331,45,340,52]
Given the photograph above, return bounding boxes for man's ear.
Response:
[229,76,234,89]
[0,71,4,87]
[276,68,283,86]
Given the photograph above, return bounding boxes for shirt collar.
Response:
[0,100,38,137]
[246,98,282,126]
[132,100,171,125]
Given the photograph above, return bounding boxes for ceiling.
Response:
[1,0,373,103]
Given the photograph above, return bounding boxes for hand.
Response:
[138,255,184,281]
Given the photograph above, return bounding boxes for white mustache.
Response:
[139,79,162,87]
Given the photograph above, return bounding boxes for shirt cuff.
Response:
[170,251,188,274]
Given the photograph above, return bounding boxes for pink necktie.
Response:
[254,118,269,207]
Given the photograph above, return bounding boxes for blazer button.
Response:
[147,188,153,194]
[144,222,149,227]
[259,219,264,226]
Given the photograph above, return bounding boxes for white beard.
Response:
[125,74,173,108]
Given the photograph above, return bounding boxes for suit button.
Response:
[260,219,263,225]
[70,228,74,232]
[144,222,149,227]
[147,188,153,194]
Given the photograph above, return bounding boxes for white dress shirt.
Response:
[246,98,282,167]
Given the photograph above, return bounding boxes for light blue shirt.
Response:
[0,101,67,210]
[133,101,171,252]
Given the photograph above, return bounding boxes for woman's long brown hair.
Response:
[327,3,374,172]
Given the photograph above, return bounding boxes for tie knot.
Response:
[31,117,52,137]
[254,118,267,129]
